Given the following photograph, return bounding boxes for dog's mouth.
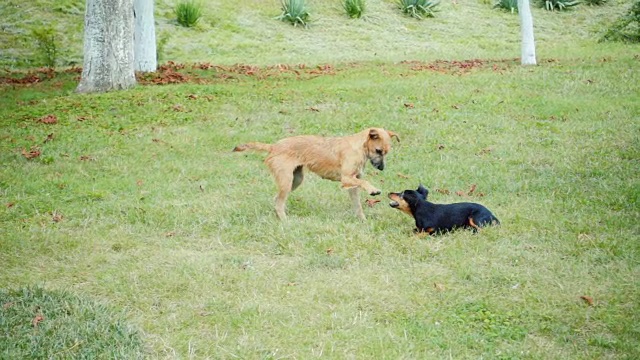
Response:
[370,158,385,171]
[388,193,401,208]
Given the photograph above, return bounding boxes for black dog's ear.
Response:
[417,184,429,199]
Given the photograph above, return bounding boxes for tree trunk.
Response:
[77,0,136,93]
[518,0,537,65]
[134,0,157,72]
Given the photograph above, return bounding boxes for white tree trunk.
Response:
[134,0,157,72]
[518,0,537,65]
[77,0,136,93]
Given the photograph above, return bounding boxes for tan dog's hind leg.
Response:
[273,174,292,220]
[348,187,366,220]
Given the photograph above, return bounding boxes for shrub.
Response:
[397,0,440,19]
[31,26,57,68]
[175,0,202,27]
[494,0,519,13]
[343,0,366,18]
[600,1,640,42]
[537,0,579,11]
[277,0,310,27]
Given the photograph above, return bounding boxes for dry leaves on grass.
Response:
[580,295,595,306]
[38,114,58,124]
[32,314,44,327]
[52,212,63,222]
[366,199,381,207]
[21,146,41,159]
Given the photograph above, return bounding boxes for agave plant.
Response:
[397,0,440,19]
[343,0,366,18]
[276,0,310,27]
[493,0,519,13]
[539,0,580,11]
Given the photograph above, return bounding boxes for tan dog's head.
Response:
[365,128,400,171]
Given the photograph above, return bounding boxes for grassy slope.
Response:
[1,0,640,359]
[0,0,633,67]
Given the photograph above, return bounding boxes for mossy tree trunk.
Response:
[77,0,136,93]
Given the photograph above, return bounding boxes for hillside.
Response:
[0,0,633,68]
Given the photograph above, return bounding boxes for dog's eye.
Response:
[375,149,383,155]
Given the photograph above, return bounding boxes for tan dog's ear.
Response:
[369,129,380,140]
[386,130,400,142]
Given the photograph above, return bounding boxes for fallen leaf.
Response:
[436,188,450,195]
[326,248,334,255]
[6,202,15,208]
[437,144,445,150]
[307,107,320,112]
[38,114,57,124]
[580,295,594,306]
[187,94,198,100]
[397,173,410,179]
[467,184,477,196]
[136,180,144,186]
[451,104,461,109]
[21,146,41,159]
[32,314,44,327]
[434,283,445,291]
[52,212,63,222]
[76,116,89,122]
[404,103,414,108]
[79,155,93,161]
[165,231,176,237]
[366,199,381,207]
[3,302,13,309]
[43,133,54,143]
[172,104,185,112]
[455,190,465,197]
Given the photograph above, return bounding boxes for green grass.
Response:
[1,0,640,358]
[1,286,144,358]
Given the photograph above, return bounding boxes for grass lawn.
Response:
[1,0,639,358]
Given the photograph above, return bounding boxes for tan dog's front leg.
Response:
[348,187,366,220]
[340,174,381,196]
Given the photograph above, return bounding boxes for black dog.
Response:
[388,184,499,235]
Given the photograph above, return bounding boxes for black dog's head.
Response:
[388,184,429,216]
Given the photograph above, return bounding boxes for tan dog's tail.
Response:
[233,142,272,153]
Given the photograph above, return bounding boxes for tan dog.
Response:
[233,128,399,220]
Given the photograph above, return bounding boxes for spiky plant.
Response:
[277,0,310,27]
[493,0,519,13]
[343,0,366,18]
[538,0,580,11]
[175,0,203,27]
[397,0,440,19]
